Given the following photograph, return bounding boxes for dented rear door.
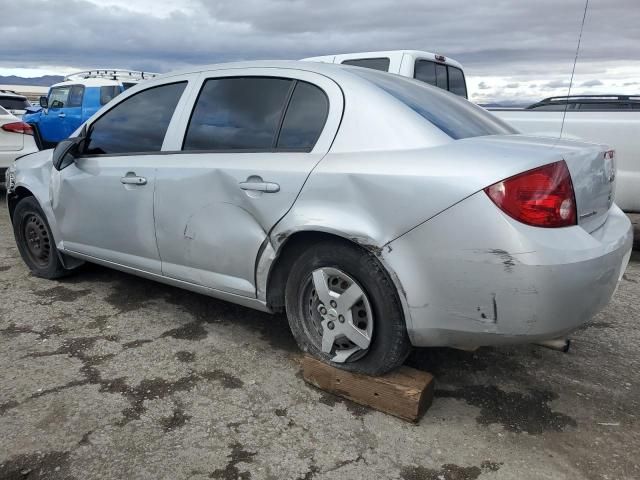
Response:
[154,68,344,297]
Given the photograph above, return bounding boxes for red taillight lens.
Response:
[484,160,577,228]
[1,121,34,135]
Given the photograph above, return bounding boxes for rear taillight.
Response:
[1,122,33,135]
[484,160,577,228]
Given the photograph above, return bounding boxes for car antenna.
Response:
[560,0,589,139]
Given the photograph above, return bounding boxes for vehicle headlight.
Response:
[5,165,16,193]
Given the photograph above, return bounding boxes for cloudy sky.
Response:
[1,0,638,104]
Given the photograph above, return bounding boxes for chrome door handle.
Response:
[239,181,280,193]
[120,174,147,185]
[58,112,66,118]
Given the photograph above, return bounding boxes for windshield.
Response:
[351,68,517,140]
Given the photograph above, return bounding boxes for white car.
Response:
[0,90,31,118]
[0,106,38,180]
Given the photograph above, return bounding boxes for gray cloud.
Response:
[0,0,637,104]
[581,79,604,87]
[544,80,571,89]
[1,0,638,75]
[477,81,491,90]
[505,83,520,88]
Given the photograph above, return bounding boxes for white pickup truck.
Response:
[303,50,639,212]
[490,96,640,212]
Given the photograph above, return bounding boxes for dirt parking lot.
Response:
[1,193,639,480]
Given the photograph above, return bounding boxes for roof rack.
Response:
[537,95,638,103]
[64,69,160,82]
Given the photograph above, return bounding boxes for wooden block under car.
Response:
[301,355,434,422]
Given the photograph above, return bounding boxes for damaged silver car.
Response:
[6,61,633,374]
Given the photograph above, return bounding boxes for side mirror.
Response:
[39,96,48,108]
[52,136,83,171]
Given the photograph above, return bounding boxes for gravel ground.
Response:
[1,193,639,480]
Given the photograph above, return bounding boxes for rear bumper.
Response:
[382,192,633,347]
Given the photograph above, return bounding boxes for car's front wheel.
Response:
[12,196,72,279]
[285,240,411,375]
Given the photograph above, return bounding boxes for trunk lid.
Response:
[555,139,615,232]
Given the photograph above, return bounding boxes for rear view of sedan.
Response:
[0,106,37,181]
[6,61,633,375]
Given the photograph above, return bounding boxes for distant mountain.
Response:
[0,75,64,86]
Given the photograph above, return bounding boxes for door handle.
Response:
[58,112,66,118]
[239,181,280,193]
[120,173,147,185]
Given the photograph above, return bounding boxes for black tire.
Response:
[285,240,411,375]
[12,196,70,279]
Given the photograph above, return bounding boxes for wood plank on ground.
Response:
[301,354,434,422]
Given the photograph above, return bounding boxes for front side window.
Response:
[341,57,391,72]
[353,68,517,140]
[48,86,70,109]
[84,81,186,155]
[183,77,293,151]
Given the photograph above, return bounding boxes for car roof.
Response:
[155,59,395,82]
[0,89,27,99]
[50,78,123,88]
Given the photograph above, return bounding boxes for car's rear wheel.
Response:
[12,196,71,279]
[285,240,411,375]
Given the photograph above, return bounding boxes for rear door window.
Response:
[341,58,390,72]
[183,77,293,151]
[100,86,121,105]
[67,85,85,108]
[277,81,329,150]
[84,81,186,155]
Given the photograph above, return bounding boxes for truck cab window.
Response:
[341,58,390,72]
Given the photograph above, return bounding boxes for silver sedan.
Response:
[5,61,633,374]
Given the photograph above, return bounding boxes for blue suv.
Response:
[24,70,157,149]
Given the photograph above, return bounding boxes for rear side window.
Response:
[100,86,121,105]
[353,68,516,140]
[67,85,84,108]
[341,58,390,72]
[183,77,293,151]
[277,81,329,150]
[0,96,30,110]
[85,82,186,155]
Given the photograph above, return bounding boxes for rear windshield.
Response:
[352,69,517,140]
[0,96,30,110]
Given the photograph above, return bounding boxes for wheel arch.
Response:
[8,186,35,221]
[264,229,412,337]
